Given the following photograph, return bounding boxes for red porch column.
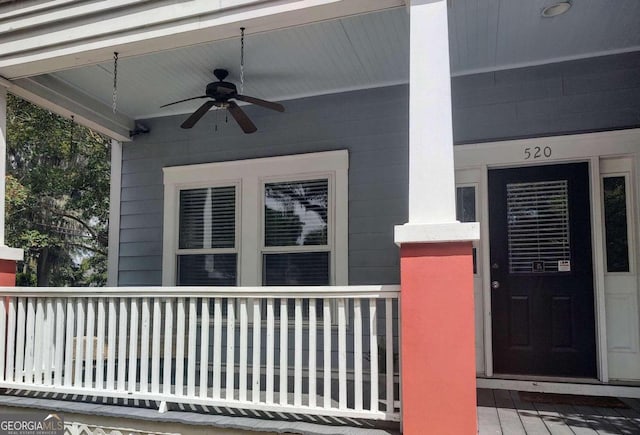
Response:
[398,0,479,433]
[0,259,16,286]
[399,241,476,434]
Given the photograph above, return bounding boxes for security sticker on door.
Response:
[558,260,571,272]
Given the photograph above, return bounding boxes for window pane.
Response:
[179,186,235,249]
[603,176,630,272]
[507,180,570,273]
[456,186,476,223]
[177,254,237,286]
[264,179,328,247]
[263,252,330,285]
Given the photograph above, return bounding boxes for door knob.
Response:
[491,281,500,289]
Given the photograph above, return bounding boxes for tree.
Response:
[6,94,110,286]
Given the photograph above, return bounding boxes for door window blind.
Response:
[507,180,570,273]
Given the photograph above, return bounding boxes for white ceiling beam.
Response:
[1,76,135,142]
[0,0,404,79]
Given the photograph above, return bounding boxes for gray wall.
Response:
[118,51,640,286]
[452,51,640,143]
[119,86,409,286]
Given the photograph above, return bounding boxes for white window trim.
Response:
[162,150,349,286]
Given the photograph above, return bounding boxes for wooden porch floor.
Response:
[478,389,640,434]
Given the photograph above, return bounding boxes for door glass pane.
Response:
[456,186,477,274]
[603,176,630,272]
[456,186,476,223]
[264,179,328,247]
[507,180,570,273]
[179,186,236,249]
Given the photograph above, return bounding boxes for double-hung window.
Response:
[162,151,348,287]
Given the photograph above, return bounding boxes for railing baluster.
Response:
[239,298,248,402]
[74,299,85,387]
[279,299,288,406]
[294,298,302,407]
[14,298,26,383]
[94,298,105,390]
[140,298,151,393]
[186,298,197,397]
[117,298,128,391]
[106,298,116,390]
[385,298,394,413]
[151,298,161,394]
[0,296,7,382]
[54,298,65,386]
[338,298,347,410]
[33,299,45,385]
[163,298,174,396]
[226,298,235,401]
[24,298,35,384]
[64,298,75,387]
[128,298,139,393]
[199,298,209,399]
[369,298,379,412]
[46,300,55,385]
[308,299,317,408]
[5,298,16,383]
[354,298,363,411]
[175,298,185,397]
[323,299,331,409]
[265,298,274,404]
[84,298,95,389]
[252,298,261,403]
[212,298,222,399]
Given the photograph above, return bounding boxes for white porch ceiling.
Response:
[34,0,640,123]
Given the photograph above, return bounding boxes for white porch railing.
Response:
[0,286,400,421]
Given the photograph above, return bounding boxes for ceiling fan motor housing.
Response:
[206,81,237,100]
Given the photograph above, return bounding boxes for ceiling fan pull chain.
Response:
[240,27,245,94]
[112,52,119,114]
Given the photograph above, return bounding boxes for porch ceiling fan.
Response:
[160,68,285,134]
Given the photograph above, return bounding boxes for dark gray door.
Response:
[489,163,597,377]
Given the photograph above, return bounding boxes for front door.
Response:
[489,162,596,377]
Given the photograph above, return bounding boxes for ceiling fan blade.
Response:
[160,95,209,108]
[181,100,216,129]
[227,101,257,134]
[235,94,285,112]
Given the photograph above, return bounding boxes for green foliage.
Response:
[6,94,110,286]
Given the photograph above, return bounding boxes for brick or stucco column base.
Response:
[400,242,476,435]
[0,259,16,286]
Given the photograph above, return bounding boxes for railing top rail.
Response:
[0,285,400,298]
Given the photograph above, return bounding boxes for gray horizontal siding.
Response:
[118,51,640,286]
[119,85,409,286]
[452,51,640,143]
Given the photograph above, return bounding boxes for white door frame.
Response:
[454,128,640,383]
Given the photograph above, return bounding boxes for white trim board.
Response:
[455,128,640,169]
[162,150,349,287]
[477,378,640,399]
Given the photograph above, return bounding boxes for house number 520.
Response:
[524,146,552,160]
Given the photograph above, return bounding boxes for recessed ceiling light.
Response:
[541,2,571,18]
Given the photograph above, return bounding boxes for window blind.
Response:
[507,180,570,273]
